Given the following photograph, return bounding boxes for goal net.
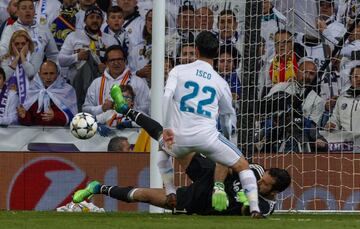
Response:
[166,0,360,212]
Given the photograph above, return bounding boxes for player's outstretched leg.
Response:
[73,181,173,208]
[73,180,101,203]
[110,84,164,141]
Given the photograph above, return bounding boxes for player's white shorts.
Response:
[169,133,243,167]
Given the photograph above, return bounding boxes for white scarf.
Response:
[23,74,78,124]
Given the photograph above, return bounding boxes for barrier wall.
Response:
[0,152,359,211]
[0,152,150,211]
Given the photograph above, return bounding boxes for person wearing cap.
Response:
[75,0,106,30]
[0,0,58,63]
[260,57,327,152]
[325,64,360,132]
[59,5,117,82]
[264,57,326,125]
[59,5,118,110]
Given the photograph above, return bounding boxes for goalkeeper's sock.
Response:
[127,109,163,140]
[126,109,140,122]
[100,185,135,203]
[157,150,176,195]
[238,169,260,213]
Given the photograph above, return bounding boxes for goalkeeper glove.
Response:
[212,182,229,211]
[236,189,249,206]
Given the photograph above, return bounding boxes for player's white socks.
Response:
[157,150,176,195]
[239,169,260,213]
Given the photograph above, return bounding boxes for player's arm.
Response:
[163,68,178,147]
[219,84,236,139]
[219,114,232,139]
[162,69,177,129]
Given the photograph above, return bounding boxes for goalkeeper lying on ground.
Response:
[72,85,291,216]
[73,153,290,216]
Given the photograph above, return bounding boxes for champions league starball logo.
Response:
[7,157,87,210]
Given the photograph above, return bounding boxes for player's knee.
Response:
[231,158,249,173]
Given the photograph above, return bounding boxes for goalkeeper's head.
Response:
[195,31,219,59]
[258,168,291,197]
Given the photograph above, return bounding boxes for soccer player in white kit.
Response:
[162,31,261,217]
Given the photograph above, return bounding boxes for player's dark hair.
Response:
[108,136,129,152]
[195,31,219,59]
[104,45,127,62]
[107,6,123,19]
[0,67,6,81]
[268,168,291,193]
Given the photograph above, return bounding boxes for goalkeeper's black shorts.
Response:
[176,154,215,215]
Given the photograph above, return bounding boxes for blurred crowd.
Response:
[0,0,360,153]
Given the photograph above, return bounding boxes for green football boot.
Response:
[73,180,101,203]
[110,84,129,114]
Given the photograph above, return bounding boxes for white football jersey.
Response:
[165,60,235,144]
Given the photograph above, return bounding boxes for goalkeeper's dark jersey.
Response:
[176,154,277,216]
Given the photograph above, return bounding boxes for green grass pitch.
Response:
[0,211,359,229]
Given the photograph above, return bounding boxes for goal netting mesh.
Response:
[166,0,360,212]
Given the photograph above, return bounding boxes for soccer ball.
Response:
[70,113,98,140]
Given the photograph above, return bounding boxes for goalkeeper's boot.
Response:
[110,84,129,115]
[73,180,101,203]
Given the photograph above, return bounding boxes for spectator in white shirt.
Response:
[0,0,58,62]
[83,45,150,117]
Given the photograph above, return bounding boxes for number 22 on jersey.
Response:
[180,81,216,118]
